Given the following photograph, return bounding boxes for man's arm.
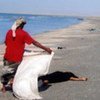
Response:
[32,41,52,54]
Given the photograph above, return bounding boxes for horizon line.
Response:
[0,12,100,18]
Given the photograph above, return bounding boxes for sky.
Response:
[0,0,100,16]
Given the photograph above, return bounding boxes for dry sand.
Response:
[0,17,100,100]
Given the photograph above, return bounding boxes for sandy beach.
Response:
[0,17,100,100]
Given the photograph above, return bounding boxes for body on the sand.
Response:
[39,71,87,85]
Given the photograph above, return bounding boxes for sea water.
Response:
[0,13,83,44]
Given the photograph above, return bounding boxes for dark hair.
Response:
[17,22,26,29]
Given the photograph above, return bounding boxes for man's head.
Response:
[16,18,26,29]
[11,18,26,37]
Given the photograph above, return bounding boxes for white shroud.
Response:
[13,51,54,100]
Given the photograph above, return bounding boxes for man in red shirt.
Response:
[4,18,52,63]
[0,18,52,92]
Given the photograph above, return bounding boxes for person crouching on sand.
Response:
[0,18,52,92]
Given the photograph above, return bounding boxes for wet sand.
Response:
[0,17,100,100]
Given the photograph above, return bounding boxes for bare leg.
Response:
[70,77,88,81]
[2,85,6,93]
[0,83,6,93]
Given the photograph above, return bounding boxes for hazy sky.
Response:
[0,0,100,16]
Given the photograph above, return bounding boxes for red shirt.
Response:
[4,28,35,62]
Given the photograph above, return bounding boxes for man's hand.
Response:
[45,47,52,54]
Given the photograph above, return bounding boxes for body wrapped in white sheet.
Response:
[13,51,54,100]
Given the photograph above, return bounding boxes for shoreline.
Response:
[0,14,83,44]
[28,18,90,50]
[0,17,95,67]
[0,17,100,99]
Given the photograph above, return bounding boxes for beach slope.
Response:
[0,17,100,100]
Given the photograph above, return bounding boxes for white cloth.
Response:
[13,51,54,100]
[11,22,18,37]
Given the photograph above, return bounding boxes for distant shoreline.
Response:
[0,20,83,45]
[0,12,85,17]
[0,14,83,44]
